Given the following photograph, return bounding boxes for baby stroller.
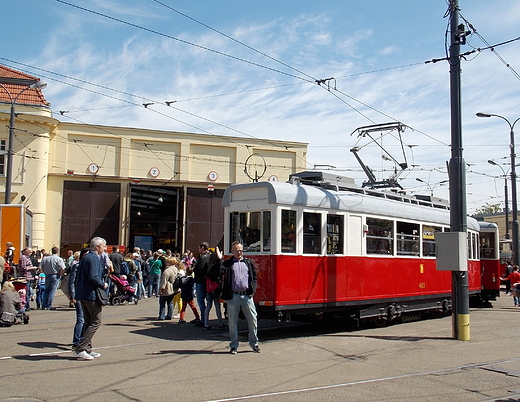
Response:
[109,275,138,305]
[1,280,30,326]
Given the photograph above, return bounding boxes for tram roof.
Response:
[222,180,480,231]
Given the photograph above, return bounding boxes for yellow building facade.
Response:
[0,66,307,255]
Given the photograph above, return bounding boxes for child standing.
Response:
[178,266,200,324]
[36,272,45,309]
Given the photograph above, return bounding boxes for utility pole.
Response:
[448,0,470,340]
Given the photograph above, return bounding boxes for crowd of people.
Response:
[0,239,261,358]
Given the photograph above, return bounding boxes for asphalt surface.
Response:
[1,290,520,402]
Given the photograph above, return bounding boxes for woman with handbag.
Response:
[203,247,226,330]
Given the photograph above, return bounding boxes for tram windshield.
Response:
[229,211,271,253]
[480,231,497,260]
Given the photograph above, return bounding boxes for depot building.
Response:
[0,65,307,255]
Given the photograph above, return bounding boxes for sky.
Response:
[2,0,520,213]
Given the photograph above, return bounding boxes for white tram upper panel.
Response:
[222,178,479,231]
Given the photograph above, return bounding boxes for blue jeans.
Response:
[226,293,258,350]
[158,294,174,319]
[25,280,34,309]
[195,283,207,324]
[72,301,85,347]
[136,281,145,299]
[36,284,45,308]
[204,292,224,327]
[43,274,59,309]
[148,274,160,297]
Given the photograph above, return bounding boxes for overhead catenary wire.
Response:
[8,1,512,190]
[51,1,447,147]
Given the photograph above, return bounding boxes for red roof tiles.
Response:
[0,65,50,107]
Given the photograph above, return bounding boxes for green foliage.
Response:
[473,202,502,215]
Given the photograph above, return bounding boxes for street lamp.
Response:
[477,112,520,264]
[0,78,47,204]
[415,177,449,197]
[488,159,510,239]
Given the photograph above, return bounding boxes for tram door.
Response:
[348,215,362,256]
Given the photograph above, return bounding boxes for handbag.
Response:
[0,311,16,326]
[95,287,109,306]
[60,274,70,298]
[206,277,221,296]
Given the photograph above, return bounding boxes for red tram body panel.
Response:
[222,172,496,322]
[252,255,481,308]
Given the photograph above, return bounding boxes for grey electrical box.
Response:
[435,232,468,271]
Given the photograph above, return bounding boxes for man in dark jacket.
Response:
[74,237,108,361]
[109,246,123,277]
[221,241,259,354]
[193,242,210,327]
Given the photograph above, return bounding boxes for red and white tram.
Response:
[478,221,501,300]
[222,171,489,324]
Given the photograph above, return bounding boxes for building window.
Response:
[0,140,6,176]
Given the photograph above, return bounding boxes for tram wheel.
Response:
[372,317,388,327]
[430,308,443,319]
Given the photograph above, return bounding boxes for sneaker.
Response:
[74,350,94,361]
[219,323,228,328]
[204,325,214,330]
[190,318,200,324]
[252,345,261,353]
[178,319,186,323]
[229,348,238,354]
[195,322,205,327]
[173,314,180,319]
[89,351,101,358]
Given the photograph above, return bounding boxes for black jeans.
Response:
[77,300,102,353]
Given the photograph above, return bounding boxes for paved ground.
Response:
[1,291,520,402]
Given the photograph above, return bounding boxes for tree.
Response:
[473,202,502,215]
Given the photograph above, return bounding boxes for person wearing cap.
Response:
[157,249,167,273]
[132,250,145,299]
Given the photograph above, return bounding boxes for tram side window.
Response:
[281,210,296,253]
[303,212,321,254]
[480,231,496,259]
[366,217,393,255]
[422,225,442,257]
[396,221,420,256]
[229,211,271,253]
[327,214,344,255]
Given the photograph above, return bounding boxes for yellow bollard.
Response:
[457,314,470,341]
